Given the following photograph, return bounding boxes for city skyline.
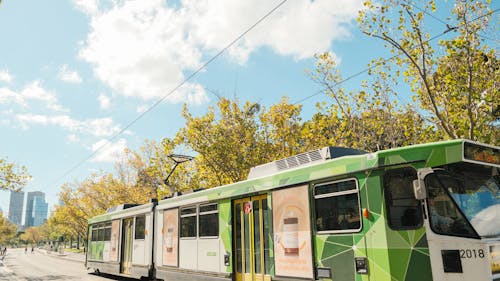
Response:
[5,190,48,229]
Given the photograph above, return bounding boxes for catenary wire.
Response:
[43,0,289,190]
[292,6,500,107]
[45,2,500,191]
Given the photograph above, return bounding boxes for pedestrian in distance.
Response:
[24,247,27,254]
[31,246,34,254]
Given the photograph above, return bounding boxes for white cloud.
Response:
[79,0,206,102]
[0,81,68,112]
[77,0,361,102]
[59,65,83,84]
[90,138,128,163]
[67,134,80,143]
[98,93,111,109]
[15,113,121,137]
[73,0,100,15]
[136,105,148,113]
[0,70,13,83]
[184,0,362,62]
[0,87,24,105]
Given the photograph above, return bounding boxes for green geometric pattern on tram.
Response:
[317,234,355,281]
[415,233,428,248]
[326,249,356,281]
[388,249,413,280]
[366,177,383,214]
[387,229,414,249]
[218,199,232,272]
[404,249,432,281]
[368,249,392,280]
[315,235,326,261]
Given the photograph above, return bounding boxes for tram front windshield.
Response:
[426,162,500,238]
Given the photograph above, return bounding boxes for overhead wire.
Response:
[292,3,500,109]
[43,0,289,190]
[44,1,500,191]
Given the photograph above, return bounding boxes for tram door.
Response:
[120,218,133,274]
[234,195,272,281]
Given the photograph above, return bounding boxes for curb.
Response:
[39,249,85,264]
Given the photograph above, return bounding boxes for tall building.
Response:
[25,191,47,227]
[33,195,48,226]
[8,190,25,227]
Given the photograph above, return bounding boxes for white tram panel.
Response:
[86,202,155,280]
[155,198,228,281]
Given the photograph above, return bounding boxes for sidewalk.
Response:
[39,249,86,263]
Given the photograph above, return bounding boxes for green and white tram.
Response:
[86,139,500,281]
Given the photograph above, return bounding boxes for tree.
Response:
[358,0,499,143]
[178,98,265,187]
[39,213,74,246]
[259,97,305,158]
[54,172,154,241]
[0,212,17,244]
[308,52,437,152]
[118,138,191,199]
[20,227,40,245]
[0,158,31,191]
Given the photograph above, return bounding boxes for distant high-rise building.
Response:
[8,190,25,227]
[25,191,47,227]
[33,196,48,226]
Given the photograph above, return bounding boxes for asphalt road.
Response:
[0,248,135,281]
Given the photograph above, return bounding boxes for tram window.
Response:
[384,167,423,230]
[199,203,218,237]
[135,216,146,240]
[314,179,361,232]
[98,223,105,241]
[180,207,197,238]
[91,225,98,241]
[104,222,112,241]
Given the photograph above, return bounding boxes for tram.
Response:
[86,139,500,281]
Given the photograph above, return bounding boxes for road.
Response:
[0,248,135,281]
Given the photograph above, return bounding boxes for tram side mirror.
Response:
[413,179,427,200]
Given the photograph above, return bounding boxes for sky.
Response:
[0,0,497,219]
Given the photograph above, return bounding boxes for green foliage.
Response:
[358,0,499,143]
[308,52,438,151]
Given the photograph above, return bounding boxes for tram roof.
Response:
[156,139,471,210]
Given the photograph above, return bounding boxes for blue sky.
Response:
[0,0,497,218]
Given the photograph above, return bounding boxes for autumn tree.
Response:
[259,97,305,158]
[20,227,40,245]
[118,138,195,199]
[358,0,499,143]
[178,98,265,187]
[308,52,436,151]
[40,209,78,245]
[0,212,17,244]
[54,172,154,241]
[0,158,31,191]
